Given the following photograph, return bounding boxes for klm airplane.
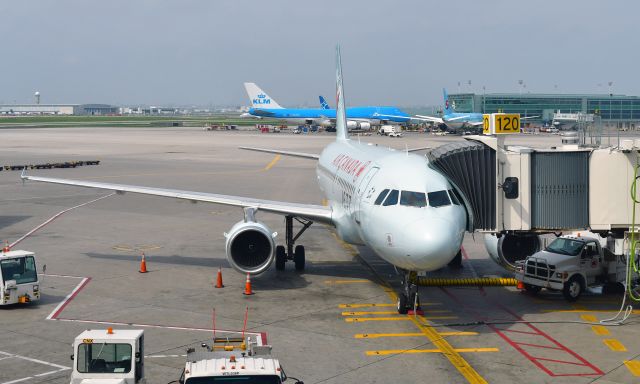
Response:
[416,88,484,131]
[244,82,411,130]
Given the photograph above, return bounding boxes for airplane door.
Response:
[355,167,379,224]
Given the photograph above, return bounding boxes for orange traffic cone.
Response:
[242,273,254,295]
[516,280,524,290]
[215,267,224,288]
[139,252,148,273]
[2,240,9,253]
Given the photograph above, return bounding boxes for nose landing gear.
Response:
[397,271,420,314]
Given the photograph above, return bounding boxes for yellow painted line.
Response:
[343,311,399,316]
[345,316,457,323]
[624,360,640,377]
[603,339,627,352]
[325,279,371,284]
[591,325,610,336]
[355,331,478,339]
[580,314,598,322]
[366,348,498,356]
[263,155,281,171]
[339,303,396,308]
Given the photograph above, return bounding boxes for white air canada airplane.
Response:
[22,46,467,314]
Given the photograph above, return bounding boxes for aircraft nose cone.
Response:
[403,218,462,270]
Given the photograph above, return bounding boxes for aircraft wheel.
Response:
[294,245,305,271]
[275,245,286,271]
[397,293,408,314]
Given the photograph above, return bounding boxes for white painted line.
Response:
[0,351,70,384]
[0,351,70,370]
[46,277,91,320]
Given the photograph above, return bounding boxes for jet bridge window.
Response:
[400,191,427,207]
[428,190,451,207]
[382,189,399,206]
[374,189,390,205]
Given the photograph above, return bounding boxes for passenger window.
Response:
[374,189,390,205]
[383,190,399,206]
[428,190,451,207]
[400,191,427,207]
[448,189,460,205]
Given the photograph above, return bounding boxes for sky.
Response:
[1,0,638,107]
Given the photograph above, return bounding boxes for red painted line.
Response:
[46,277,92,320]
[495,328,540,336]
[441,287,604,377]
[513,342,564,351]
[533,357,591,367]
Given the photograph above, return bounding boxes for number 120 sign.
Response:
[483,113,520,135]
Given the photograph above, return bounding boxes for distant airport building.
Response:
[0,104,118,116]
[448,93,640,129]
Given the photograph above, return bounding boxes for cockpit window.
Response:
[374,189,390,205]
[383,189,399,206]
[448,189,461,205]
[400,191,427,207]
[428,190,451,207]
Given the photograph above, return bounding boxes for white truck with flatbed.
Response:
[69,329,303,384]
[378,125,402,137]
[1,249,40,305]
[514,233,635,301]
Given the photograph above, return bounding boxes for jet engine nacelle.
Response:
[484,233,542,271]
[224,220,276,275]
[358,122,371,130]
[346,121,372,130]
[346,120,359,129]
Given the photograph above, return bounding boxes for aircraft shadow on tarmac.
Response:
[0,215,31,231]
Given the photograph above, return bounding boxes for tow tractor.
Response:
[0,249,40,305]
[514,232,638,301]
[69,328,303,384]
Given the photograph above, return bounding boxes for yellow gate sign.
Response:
[483,113,520,135]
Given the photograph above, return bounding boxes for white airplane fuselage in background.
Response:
[317,140,466,271]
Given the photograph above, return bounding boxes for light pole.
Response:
[518,79,523,95]
[482,86,486,114]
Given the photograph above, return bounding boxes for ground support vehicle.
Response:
[70,329,145,384]
[378,125,402,137]
[0,249,40,305]
[515,233,637,301]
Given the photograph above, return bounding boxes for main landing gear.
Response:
[275,215,313,271]
[397,271,420,314]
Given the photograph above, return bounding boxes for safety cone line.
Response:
[243,273,254,295]
[139,252,148,273]
[215,267,224,288]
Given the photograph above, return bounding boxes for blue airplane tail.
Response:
[319,96,330,109]
[442,88,454,115]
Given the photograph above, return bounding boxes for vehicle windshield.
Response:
[0,256,37,284]
[545,238,584,256]
[185,376,281,383]
[400,191,427,207]
[77,343,132,373]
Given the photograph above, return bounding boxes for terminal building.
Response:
[0,104,119,116]
[448,93,640,129]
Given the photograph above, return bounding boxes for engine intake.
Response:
[484,233,542,271]
[225,220,276,275]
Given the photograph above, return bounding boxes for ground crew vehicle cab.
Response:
[70,329,145,384]
[0,249,40,305]
[378,125,402,137]
[515,234,630,301]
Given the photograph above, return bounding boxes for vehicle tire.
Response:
[293,245,305,271]
[563,275,584,302]
[397,293,408,314]
[275,245,286,271]
[524,283,542,295]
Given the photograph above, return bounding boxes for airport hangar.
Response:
[0,103,118,115]
[449,92,640,129]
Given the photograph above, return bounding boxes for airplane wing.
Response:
[239,146,320,160]
[414,115,444,124]
[21,173,332,224]
[445,115,472,122]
